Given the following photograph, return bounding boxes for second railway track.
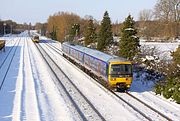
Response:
[0,38,21,91]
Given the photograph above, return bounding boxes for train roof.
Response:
[63,42,129,63]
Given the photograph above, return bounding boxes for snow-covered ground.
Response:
[140,41,180,60]
[0,32,180,121]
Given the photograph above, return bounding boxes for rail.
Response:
[34,42,106,121]
[44,42,173,121]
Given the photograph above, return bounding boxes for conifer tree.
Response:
[50,25,57,40]
[154,46,180,103]
[119,15,140,60]
[69,23,80,41]
[84,19,97,46]
[172,45,180,66]
[97,11,113,51]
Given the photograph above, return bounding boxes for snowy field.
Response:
[140,40,180,60]
[0,32,180,121]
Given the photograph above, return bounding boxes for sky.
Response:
[0,0,157,25]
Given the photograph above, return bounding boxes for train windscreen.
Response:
[110,64,132,77]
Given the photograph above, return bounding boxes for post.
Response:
[11,25,13,34]
[3,23,6,35]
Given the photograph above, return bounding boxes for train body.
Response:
[0,40,5,51]
[62,42,133,90]
[32,35,39,43]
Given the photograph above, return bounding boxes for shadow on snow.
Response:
[38,39,57,43]
[0,45,21,121]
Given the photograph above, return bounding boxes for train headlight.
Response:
[111,78,116,81]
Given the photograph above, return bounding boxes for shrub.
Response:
[172,83,180,104]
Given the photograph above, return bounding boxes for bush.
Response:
[154,46,180,104]
[172,83,180,104]
[163,87,174,99]
[154,83,163,95]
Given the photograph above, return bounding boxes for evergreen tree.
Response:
[69,23,80,41]
[84,19,97,46]
[172,45,180,66]
[154,46,180,104]
[50,25,57,40]
[119,15,140,60]
[97,11,113,51]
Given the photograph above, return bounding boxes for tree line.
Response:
[0,20,35,35]
[44,0,179,42]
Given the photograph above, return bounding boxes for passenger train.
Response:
[32,35,39,43]
[62,42,133,90]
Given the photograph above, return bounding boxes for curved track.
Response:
[44,42,173,121]
[35,42,106,121]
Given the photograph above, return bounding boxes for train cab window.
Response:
[110,64,132,76]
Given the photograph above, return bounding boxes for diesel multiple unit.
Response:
[62,42,133,90]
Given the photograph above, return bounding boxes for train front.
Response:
[108,58,133,90]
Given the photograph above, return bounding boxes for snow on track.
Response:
[0,37,21,120]
[130,91,180,120]
[40,42,144,121]
[28,37,74,121]
[1,33,180,121]
[22,38,40,121]
[1,36,75,121]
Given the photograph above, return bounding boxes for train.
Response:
[0,40,5,51]
[32,35,39,43]
[62,42,133,90]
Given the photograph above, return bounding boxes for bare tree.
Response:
[154,0,180,22]
[138,9,154,40]
[172,0,180,21]
[139,9,153,21]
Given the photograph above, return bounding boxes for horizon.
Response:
[0,0,157,25]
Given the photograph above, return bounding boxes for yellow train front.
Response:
[32,35,39,43]
[108,58,133,90]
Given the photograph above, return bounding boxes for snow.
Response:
[0,34,74,121]
[130,73,180,120]
[41,43,142,120]
[125,28,134,31]
[140,41,180,60]
[0,32,180,121]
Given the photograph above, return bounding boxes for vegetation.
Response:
[0,20,32,35]
[68,23,80,41]
[97,11,113,51]
[119,15,140,60]
[47,12,81,42]
[84,19,97,46]
[34,23,47,36]
[154,46,180,104]
[49,25,57,40]
[138,0,180,40]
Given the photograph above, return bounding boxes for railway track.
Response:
[0,38,19,69]
[44,42,173,121]
[34,42,106,121]
[114,91,172,121]
[0,38,21,91]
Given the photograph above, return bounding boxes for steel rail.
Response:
[0,38,21,91]
[0,38,19,69]
[45,42,173,121]
[35,43,106,121]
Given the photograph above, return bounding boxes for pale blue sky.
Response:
[0,0,157,25]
